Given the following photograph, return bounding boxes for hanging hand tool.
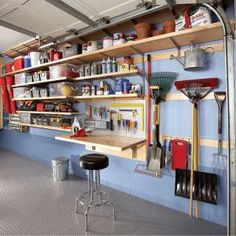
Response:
[212,91,226,175]
[175,78,218,218]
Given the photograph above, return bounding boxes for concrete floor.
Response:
[0,148,226,235]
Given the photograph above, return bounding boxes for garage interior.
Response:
[0,0,235,235]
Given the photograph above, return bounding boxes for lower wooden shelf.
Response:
[13,96,74,101]
[74,93,143,100]
[55,133,146,152]
[16,110,79,115]
[18,123,71,132]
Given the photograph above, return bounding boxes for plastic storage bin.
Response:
[19,113,31,124]
[15,73,30,84]
[63,44,82,58]
[49,64,80,80]
[13,87,32,98]
[14,56,24,71]
[52,157,69,181]
[49,82,79,97]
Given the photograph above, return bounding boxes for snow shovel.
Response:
[212,91,226,175]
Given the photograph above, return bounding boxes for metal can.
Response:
[91,62,98,75]
[97,63,102,74]
[84,64,91,76]
[79,65,85,77]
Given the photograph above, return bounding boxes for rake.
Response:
[175,78,218,218]
[145,72,178,172]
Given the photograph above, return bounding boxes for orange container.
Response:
[135,23,151,40]
[163,20,175,33]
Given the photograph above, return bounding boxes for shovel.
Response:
[212,91,226,175]
[147,86,162,172]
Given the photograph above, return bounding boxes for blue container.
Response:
[24,55,31,68]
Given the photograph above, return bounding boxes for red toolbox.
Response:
[13,56,24,71]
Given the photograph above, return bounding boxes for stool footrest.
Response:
[78,190,110,207]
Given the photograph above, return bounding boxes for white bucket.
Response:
[29,52,41,67]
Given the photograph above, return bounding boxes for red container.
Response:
[5,63,13,73]
[54,51,62,61]
[14,56,24,71]
[37,103,45,112]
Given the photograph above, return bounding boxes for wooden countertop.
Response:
[55,133,146,152]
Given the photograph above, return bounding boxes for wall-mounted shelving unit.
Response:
[1,22,227,78]
[6,21,230,147]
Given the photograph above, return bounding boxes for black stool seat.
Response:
[79,154,109,170]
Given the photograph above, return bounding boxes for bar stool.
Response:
[75,153,115,231]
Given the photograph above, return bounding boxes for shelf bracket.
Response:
[129,45,143,55]
[102,29,113,37]
[131,147,137,159]
[12,49,27,56]
[100,52,110,57]
[169,37,180,57]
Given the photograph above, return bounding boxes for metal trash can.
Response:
[52,157,69,181]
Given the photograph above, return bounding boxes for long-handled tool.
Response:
[147,72,178,172]
[175,78,218,218]
[212,91,226,175]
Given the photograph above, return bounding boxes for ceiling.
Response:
[0,0,157,52]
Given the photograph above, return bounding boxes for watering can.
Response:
[170,44,215,70]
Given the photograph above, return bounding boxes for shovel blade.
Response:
[147,146,162,172]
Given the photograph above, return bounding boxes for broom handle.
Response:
[193,103,199,218]
[189,105,194,217]
[147,54,151,145]
[189,103,199,218]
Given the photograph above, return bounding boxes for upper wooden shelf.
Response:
[74,69,138,81]
[2,22,225,77]
[55,133,146,152]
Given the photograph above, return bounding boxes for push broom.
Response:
[175,78,218,218]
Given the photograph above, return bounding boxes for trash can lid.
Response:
[52,157,69,164]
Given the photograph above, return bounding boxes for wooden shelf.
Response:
[74,93,143,100]
[12,77,70,88]
[16,111,79,115]
[74,70,138,81]
[18,123,71,132]
[55,133,146,152]
[2,22,226,77]
[13,96,74,101]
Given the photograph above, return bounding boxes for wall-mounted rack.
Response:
[1,22,228,78]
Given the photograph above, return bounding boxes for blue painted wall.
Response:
[0,46,228,226]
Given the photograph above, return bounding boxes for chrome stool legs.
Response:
[75,170,115,231]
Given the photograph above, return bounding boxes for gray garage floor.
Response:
[0,148,226,235]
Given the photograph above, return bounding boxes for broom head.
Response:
[175,78,218,90]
